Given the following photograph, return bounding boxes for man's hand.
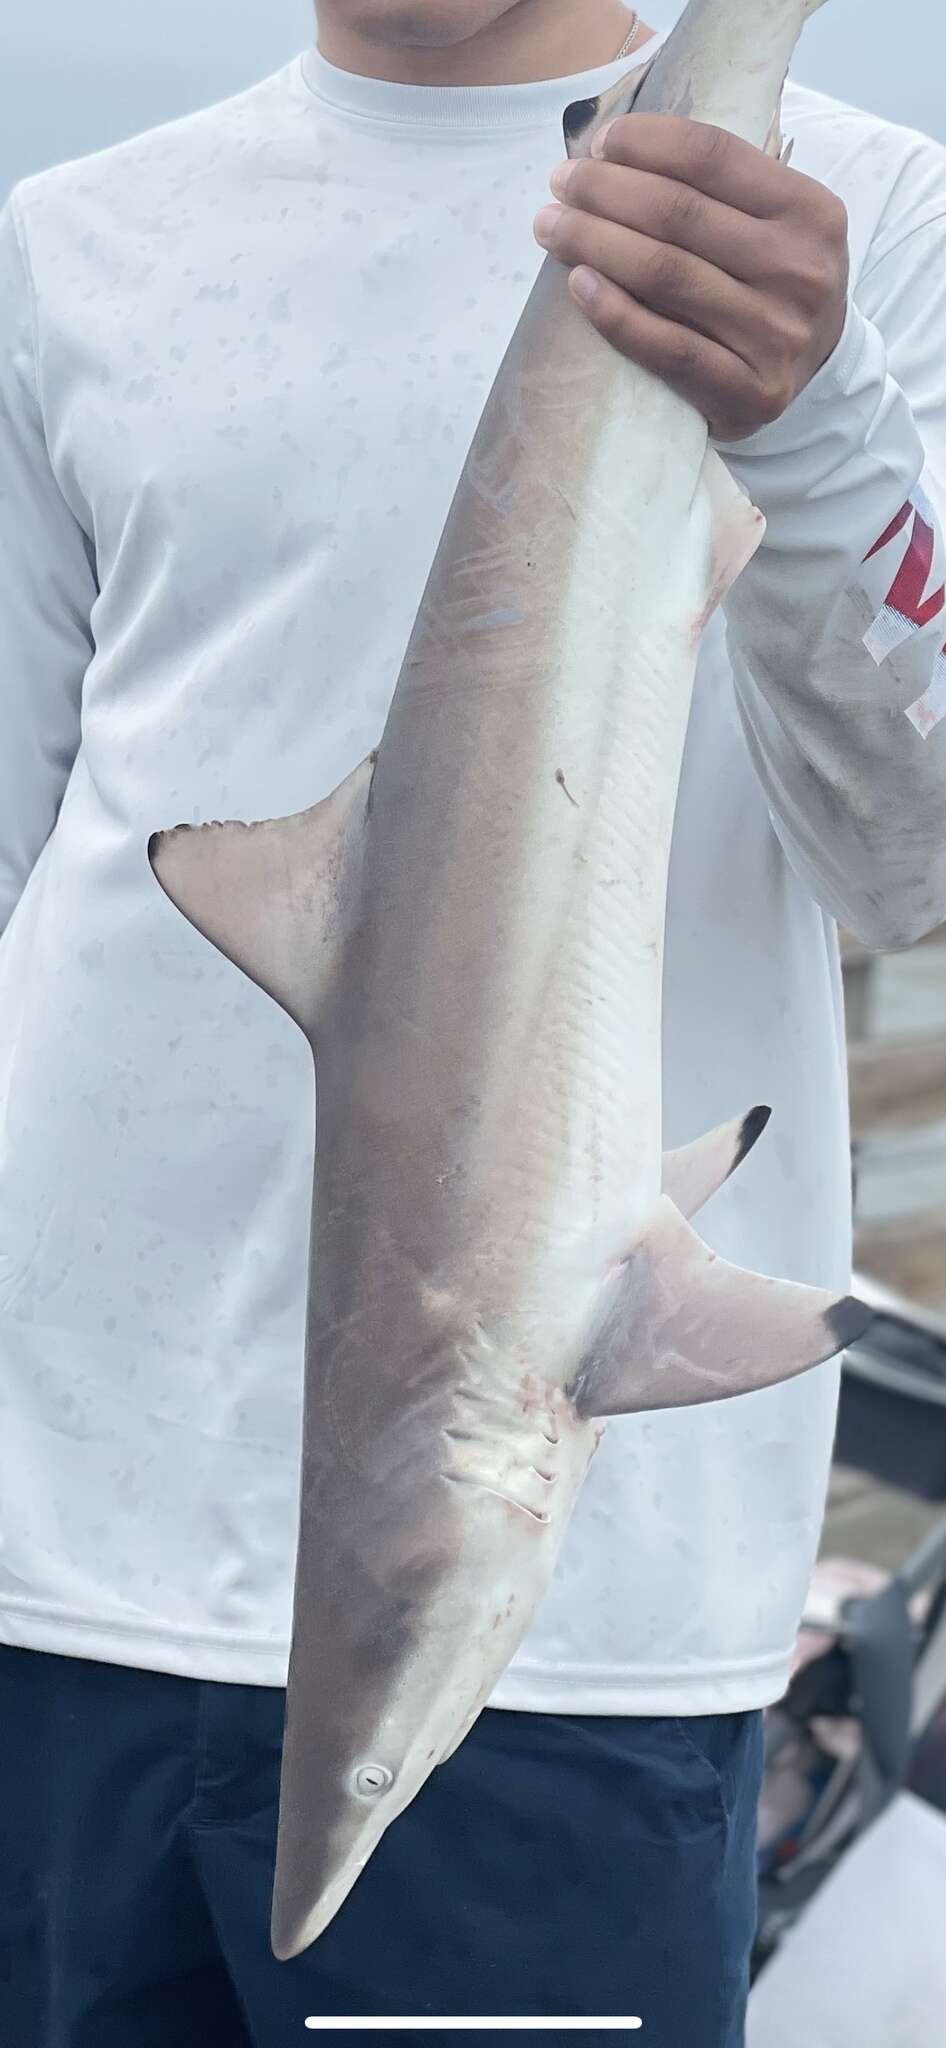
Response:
[533,114,849,441]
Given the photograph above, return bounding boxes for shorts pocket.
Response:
[672,1711,763,1826]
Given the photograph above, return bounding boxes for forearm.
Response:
[720,302,946,947]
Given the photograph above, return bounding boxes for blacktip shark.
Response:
[151,0,865,1960]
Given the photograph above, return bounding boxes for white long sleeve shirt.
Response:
[0,41,944,1714]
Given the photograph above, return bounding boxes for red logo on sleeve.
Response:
[861,492,946,734]
[863,495,945,656]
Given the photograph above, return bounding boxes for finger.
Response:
[535,204,768,368]
[593,113,807,217]
[567,268,763,438]
[550,157,779,288]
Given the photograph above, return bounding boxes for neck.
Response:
[314,0,653,86]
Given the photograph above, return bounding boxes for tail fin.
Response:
[572,1196,871,1419]
[149,754,373,1036]
[563,43,657,159]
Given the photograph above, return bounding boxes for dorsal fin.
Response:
[148,754,374,1038]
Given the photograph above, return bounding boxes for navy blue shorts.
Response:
[0,1645,762,2046]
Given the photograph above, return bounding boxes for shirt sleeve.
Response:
[717,133,946,949]
[0,191,94,937]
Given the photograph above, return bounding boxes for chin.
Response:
[331,0,517,48]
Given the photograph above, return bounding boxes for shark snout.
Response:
[270,1736,437,1960]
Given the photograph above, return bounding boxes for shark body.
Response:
[150,0,862,1960]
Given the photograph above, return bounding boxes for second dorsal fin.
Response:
[662,1105,771,1220]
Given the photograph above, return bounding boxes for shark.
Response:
[150,0,865,1961]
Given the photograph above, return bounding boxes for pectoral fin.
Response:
[662,1105,771,1220]
[148,754,374,1036]
[573,1196,872,1419]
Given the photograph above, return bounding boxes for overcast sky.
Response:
[2,0,942,199]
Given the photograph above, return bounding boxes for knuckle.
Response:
[792,257,833,310]
[771,306,812,359]
[647,243,689,304]
[758,221,827,301]
[691,121,730,175]
[663,180,703,239]
[821,190,849,244]
[755,372,796,426]
[791,177,849,247]
[668,328,705,382]
[716,379,757,438]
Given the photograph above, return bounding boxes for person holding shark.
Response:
[1,0,945,2041]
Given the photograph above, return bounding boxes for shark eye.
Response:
[353,1763,394,1798]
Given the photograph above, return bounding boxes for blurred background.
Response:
[3,1,945,2037]
[1,0,943,198]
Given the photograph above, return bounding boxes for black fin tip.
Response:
[827,1296,874,1352]
[734,1104,772,1170]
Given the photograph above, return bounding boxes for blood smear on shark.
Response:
[859,487,946,736]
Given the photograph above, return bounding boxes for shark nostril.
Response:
[352,1763,394,1799]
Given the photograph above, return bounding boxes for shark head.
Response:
[270,1737,421,1960]
[268,1567,510,1960]
[266,1348,600,1964]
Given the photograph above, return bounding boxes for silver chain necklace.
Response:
[614,11,640,61]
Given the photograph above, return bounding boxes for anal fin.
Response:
[149,754,374,1037]
[572,1196,872,1419]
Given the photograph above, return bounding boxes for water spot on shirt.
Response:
[196,281,240,304]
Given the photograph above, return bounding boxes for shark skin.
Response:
[149,0,859,1961]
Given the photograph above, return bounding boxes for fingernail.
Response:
[549,160,575,199]
[569,267,599,305]
[590,120,615,159]
[533,201,564,246]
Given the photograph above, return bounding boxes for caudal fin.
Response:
[149,754,373,1036]
[563,42,657,159]
[572,1196,871,1418]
